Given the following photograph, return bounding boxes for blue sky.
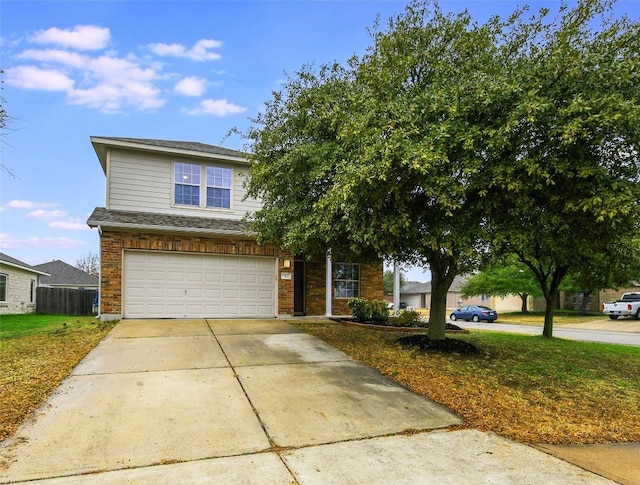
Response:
[1,0,637,282]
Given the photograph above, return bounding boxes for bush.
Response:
[391,309,424,327]
[347,298,390,323]
[347,298,370,323]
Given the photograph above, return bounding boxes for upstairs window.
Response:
[334,263,360,299]
[174,163,200,206]
[206,166,231,209]
[174,163,232,209]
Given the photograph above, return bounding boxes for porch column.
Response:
[393,261,400,315]
[325,249,332,317]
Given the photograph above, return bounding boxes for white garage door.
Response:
[123,251,276,318]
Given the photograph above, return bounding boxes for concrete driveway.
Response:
[0,319,615,484]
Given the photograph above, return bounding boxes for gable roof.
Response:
[90,137,248,173]
[0,252,49,276]
[402,281,432,295]
[33,260,98,286]
[87,207,252,236]
[400,275,468,296]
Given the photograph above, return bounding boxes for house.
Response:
[33,260,99,290]
[87,137,383,321]
[401,275,522,312]
[0,252,49,315]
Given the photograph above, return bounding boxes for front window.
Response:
[30,280,35,303]
[334,263,359,298]
[0,274,6,302]
[174,163,232,209]
[174,162,200,206]
[206,166,231,208]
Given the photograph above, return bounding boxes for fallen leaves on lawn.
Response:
[0,323,114,442]
[293,320,640,445]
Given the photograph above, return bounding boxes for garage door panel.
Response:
[123,251,276,318]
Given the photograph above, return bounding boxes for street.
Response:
[456,320,640,347]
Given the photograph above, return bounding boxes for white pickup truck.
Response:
[602,292,640,320]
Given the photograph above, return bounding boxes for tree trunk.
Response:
[580,291,591,314]
[519,293,529,313]
[428,256,457,340]
[542,291,556,338]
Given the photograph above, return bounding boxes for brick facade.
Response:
[304,258,384,316]
[99,229,383,319]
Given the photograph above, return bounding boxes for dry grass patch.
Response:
[0,315,115,441]
[292,320,640,445]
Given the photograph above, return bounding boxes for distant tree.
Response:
[383,269,406,295]
[461,257,542,313]
[76,251,100,277]
[484,0,640,337]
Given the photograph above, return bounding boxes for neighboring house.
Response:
[401,275,522,312]
[87,137,383,321]
[33,260,99,290]
[0,252,49,315]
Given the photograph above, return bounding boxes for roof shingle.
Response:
[87,208,252,235]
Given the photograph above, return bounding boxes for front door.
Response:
[294,260,305,315]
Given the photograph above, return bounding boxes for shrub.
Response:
[347,298,390,323]
[394,309,424,327]
[369,299,390,323]
[347,298,369,323]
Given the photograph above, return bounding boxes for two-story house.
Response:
[87,137,383,321]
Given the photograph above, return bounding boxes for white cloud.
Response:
[5,200,58,209]
[49,220,90,231]
[182,98,247,116]
[27,209,68,220]
[174,76,206,96]
[31,25,110,51]
[18,48,87,68]
[148,38,222,61]
[6,28,232,113]
[5,65,74,91]
[0,233,85,250]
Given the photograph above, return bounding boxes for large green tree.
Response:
[246,3,513,340]
[485,0,640,337]
[244,0,640,340]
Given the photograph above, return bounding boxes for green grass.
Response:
[0,313,115,441]
[0,314,99,339]
[498,310,604,325]
[292,320,640,444]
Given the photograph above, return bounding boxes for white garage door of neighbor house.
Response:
[123,251,277,318]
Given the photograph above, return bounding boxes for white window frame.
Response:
[0,273,7,303]
[173,162,233,210]
[334,263,360,299]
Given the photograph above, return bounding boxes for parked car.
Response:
[602,292,640,320]
[450,305,498,322]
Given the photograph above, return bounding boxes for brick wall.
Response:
[99,230,290,316]
[304,258,384,316]
[99,230,382,318]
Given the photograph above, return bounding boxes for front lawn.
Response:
[292,319,640,445]
[498,310,605,325]
[0,314,115,441]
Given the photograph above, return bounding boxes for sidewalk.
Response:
[0,319,623,484]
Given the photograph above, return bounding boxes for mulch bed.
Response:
[397,334,481,354]
[333,318,470,334]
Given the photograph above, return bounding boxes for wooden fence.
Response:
[36,287,98,316]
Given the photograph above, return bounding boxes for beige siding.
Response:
[107,149,262,219]
[0,265,38,315]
